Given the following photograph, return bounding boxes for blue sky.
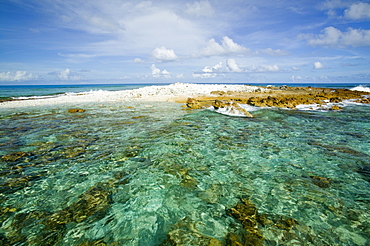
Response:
[1,0,370,84]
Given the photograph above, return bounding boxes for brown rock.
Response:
[310,175,332,188]
[164,217,222,246]
[212,100,253,117]
[186,98,203,109]
[355,98,370,104]
[1,152,30,162]
[68,109,86,113]
[330,105,342,110]
[212,99,230,109]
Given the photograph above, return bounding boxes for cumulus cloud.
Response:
[200,36,249,56]
[226,59,242,72]
[259,48,289,56]
[0,71,38,81]
[52,68,81,80]
[291,75,303,82]
[193,62,223,78]
[151,64,171,78]
[202,62,223,73]
[58,68,71,80]
[302,26,370,47]
[344,3,370,20]
[314,61,324,69]
[152,47,178,61]
[195,60,281,77]
[185,0,214,17]
[255,65,280,72]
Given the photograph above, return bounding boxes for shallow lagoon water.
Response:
[0,100,369,245]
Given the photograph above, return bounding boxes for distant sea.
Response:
[0,82,370,245]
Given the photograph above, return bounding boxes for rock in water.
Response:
[68,109,86,113]
[186,97,203,109]
[212,100,253,117]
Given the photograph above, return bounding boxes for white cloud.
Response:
[194,62,223,78]
[150,64,171,78]
[344,3,370,20]
[0,71,38,81]
[226,59,242,72]
[152,46,178,61]
[56,68,81,80]
[134,58,144,63]
[185,1,214,17]
[255,64,280,72]
[200,36,249,56]
[259,48,289,56]
[38,0,210,58]
[162,69,170,76]
[303,26,370,47]
[58,68,71,80]
[151,64,161,77]
[202,62,223,73]
[192,72,217,79]
[291,75,303,82]
[245,64,279,72]
[314,61,324,69]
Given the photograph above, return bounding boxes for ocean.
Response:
[0,82,369,245]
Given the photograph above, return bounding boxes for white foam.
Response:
[208,103,259,117]
[351,85,370,93]
[238,104,262,112]
[209,106,243,117]
[295,99,368,111]
[13,95,61,100]
[295,103,328,111]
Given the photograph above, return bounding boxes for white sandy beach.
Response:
[0,83,264,108]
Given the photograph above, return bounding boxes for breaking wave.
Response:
[351,85,370,93]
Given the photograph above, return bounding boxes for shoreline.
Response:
[0,83,369,114]
[0,83,264,108]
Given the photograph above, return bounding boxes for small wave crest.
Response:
[12,94,62,100]
[11,89,112,101]
[350,85,370,93]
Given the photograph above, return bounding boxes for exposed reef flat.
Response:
[184,85,370,116]
[1,83,369,117]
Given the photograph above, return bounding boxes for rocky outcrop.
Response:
[187,98,253,117]
[330,105,342,110]
[355,97,370,104]
[68,108,86,113]
[186,97,203,109]
[185,86,370,112]
[212,100,253,117]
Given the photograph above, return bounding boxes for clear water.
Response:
[0,88,370,245]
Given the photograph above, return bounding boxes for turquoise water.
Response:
[0,96,370,245]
